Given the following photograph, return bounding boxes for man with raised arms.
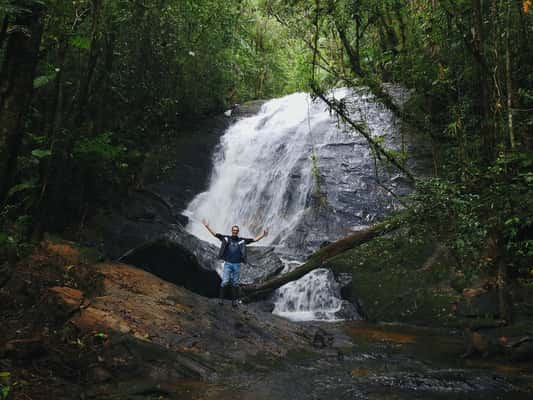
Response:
[202,220,267,307]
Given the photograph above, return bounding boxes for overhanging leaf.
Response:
[31,149,52,159]
[7,181,37,198]
[33,72,57,89]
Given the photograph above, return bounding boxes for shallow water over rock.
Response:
[180,322,533,400]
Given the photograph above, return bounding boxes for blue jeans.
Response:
[221,261,240,287]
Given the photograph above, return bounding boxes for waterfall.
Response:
[184,88,409,321]
[184,91,325,246]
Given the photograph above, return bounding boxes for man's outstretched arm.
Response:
[202,219,219,238]
[253,229,268,242]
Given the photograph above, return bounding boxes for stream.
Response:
[178,322,533,400]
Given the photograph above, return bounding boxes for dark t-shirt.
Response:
[216,235,254,263]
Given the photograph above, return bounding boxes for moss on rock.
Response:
[328,229,461,326]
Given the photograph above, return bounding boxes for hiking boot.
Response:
[231,286,239,308]
[219,286,225,305]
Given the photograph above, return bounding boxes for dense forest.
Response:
[2,0,531,298]
[1,0,533,398]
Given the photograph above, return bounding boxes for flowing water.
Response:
[176,322,533,400]
[184,88,411,321]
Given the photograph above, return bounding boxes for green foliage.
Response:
[0,386,8,400]
[30,149,52,159]
[485,152,533,262]
[33,72,56,89]
[262,0,533,293]
[0,0,45,14]
[408,150,533,280]
[327,228,459,325]
[69,35,90,50]
[409,177,487,270]
[0,0,313,235]
[73,133,123,163]
[6,181,37,199]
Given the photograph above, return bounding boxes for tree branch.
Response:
[241,218,402,301]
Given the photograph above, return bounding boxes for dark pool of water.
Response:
[190,322,533,400]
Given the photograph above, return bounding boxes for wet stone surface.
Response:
[192,322,533,400]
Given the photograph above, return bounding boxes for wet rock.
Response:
[508,336,533,361]
[100,116,228,259]
[68,263,308,383]
[169,226,220,270]
[117,228,286,298]
[231,100,267,118]
[241,246,284,284]
[172,227,285,286]
[304,327,335,348]
[456,287,500,318]
[47,286,83,318]
[335,273,354,301]
[461,328,507,358]
[2,337,46,360]
[334,301,361,320]
[90,366,113,383]
[250,301,276,313]
[118,238,221,298]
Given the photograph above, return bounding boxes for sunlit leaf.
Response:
[33,72,56,89]
[31,149,52,159]
[7,181,37,198]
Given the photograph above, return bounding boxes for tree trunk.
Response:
[497,259,512,324]
[241,219,401,301]
[32,37,68,238]
[74,0,101,126]
[93,29,116,134]
[505,0,515,149]
[471,0,494,159]
[0,5,45,203]
[0,15,9,50]
[336,25,363,76]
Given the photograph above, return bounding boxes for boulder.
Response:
[47,286,84,319]
[241,246,285,284]
[456,287,501,319]
[334,301,362,320]
[2,338,46,360]
[118,238,221,298]
[120,227,286,297]
[101,116,228,259]
[68,263,309,384]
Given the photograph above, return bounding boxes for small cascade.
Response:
[273,268,347,321]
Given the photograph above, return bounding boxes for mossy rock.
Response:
[328,229,461,326]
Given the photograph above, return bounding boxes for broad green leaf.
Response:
[7,181,37,198]
[0,385,9,400]
[33,73,56,89]
[31,149,52,159]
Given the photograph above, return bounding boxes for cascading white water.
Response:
[184,88,407,321]
[184,91,328,245]
[273,269,343,321]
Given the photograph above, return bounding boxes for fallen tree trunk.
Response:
[241,218,402,301]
